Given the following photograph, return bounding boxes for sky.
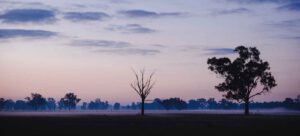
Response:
[0,0,299,104]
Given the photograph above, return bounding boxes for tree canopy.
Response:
[207,46,277,115]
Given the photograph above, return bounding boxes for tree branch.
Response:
[249,90,265,99]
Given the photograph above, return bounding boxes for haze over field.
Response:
[0,0,299,104]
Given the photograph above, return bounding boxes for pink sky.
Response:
[0,0,299,104]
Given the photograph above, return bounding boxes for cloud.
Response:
[71,40,130,48]
[274,35,300,40]
[63,12,110,22]
[266,19,300,35]
[118,9,186,18]
[268,19,300,27]
[277,2,300,11]
[96,48,160,55]
[205,48,235,55]
[286,36,300,39]
[71,39,160,55]
[225,0,298,4]
[151,44,166,48]
[106,24,155,33]
[0,29,56,39]
[0,9,56,23]
[212,8,251,15]
[109,0,130,4]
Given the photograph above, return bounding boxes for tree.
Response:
[130,69,155,116]
[81,102,87,110]
[3,99,15,110]
[197,98,207,109]
[47,98,56,111]
[61,93,81,110]
[25,93,47,110]
[14,100,27,110]
[160,98,187,110]
[207,46,277,115]
[87,99,109,110]
[207,98,218,109]
[113,102,121,110]
[295,95,300,103]
[131,102,137,110]
[283,98,294,109]
[58,98,66,110]
[0,98,5,110]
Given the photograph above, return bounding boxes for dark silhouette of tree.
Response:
[295,95,300,103]
[47,98,56,111]
[113,102,121,110]
[0,98,5,110]
[87,99,109,110]
[130,69,155,116]
[58,98,66,110]
[14,100,28,110]
[207,98,218,109]
[188,99,199,109]
[81,102,87,110]
[25,93,47,110]
[146,98,164,110]
[3,99,14,110]
[131,102,137,110]
[61,93,81,110]
[283,98,294,109]
[198,98,207,109]
[219,99,238,109]
[207,46,277,115]
[160,98,187,110]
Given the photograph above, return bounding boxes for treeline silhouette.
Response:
[1,93,300,111]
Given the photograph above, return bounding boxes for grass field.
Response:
[1,112,300,135]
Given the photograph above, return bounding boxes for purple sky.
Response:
[0,0,299,104]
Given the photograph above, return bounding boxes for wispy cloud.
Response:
[109,0,130,4]
[0,29,56,39]
[71,39,159,55]
[285,36,300,39]
[205,48,235,55]
[151,44,166,48]
[225,0,298,4]
[273,35,300,40]
[118,9,186,18]
[106,24,155,33]
[0,9,56,23]
[71,40,131,48]
[96,48,160,55]
[266,19,300,36]
[277,2,300,11]
[268,19,300,28]
[212,8,251,15]
[63,12,110,22]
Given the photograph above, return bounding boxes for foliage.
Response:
[207,46,277,114]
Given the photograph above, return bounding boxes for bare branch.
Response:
[130,83,140,95]
[249,90,265,99]
[131,68,155,100]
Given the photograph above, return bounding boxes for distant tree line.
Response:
[1,94,300,111]
[0,92,80,111]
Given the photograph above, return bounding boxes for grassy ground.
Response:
[1,113,300,135]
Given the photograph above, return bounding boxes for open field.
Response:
[1,111,300,135]
[1,109,300,116]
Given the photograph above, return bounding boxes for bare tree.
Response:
[130,69,155,116]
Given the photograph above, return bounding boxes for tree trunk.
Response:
[141,98,145,116]
[244,99,249,115]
